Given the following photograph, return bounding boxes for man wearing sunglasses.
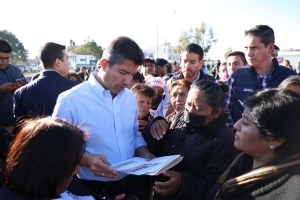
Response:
[0,39,25,134]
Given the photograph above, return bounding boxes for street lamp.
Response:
[151,11,177,59]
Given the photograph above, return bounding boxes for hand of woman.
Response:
[138,119,148,132]
[153,171,182,196]
[150,120,168,140]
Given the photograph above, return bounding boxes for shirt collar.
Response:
[88,72,125,100]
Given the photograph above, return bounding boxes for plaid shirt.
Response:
[225,66,275,127]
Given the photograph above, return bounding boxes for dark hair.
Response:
[243,88,300,157]
[279,75,300,89]
[182,43,204,60]
[132,71,144,83]
[68,72,83,83]
[144,58,155,65]
[174,61,177,65]
[102,36,144,68]
[166,63,173,73]
[131,83,156,98]
[4,117,86,199]
[244,25,275,47]
[274,45,280,51]
[190,79,225,110]
[169,79,192,97]
[226,51,247,65]
[155,58,168,67]
[0,39,12,53]
[39,42,66,68]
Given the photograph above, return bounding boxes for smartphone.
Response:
[15,78,24,82]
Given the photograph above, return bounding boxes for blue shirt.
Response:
[52,73,146,181]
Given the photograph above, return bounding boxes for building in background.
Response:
[142,42,180,64]
[277,48,300,67]
[68,54,96,71]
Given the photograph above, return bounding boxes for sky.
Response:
[2,0,300,60]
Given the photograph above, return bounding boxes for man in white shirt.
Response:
[52,36,155,199]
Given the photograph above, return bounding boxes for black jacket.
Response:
[143,110,239,200]
[13,70,78,119]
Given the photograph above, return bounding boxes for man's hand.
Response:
[150,120,168,140]
[0,82,23,93]
[136,146,156,161]
[153,171,182,196]
[80,153,119,178]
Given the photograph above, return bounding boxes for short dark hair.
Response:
[102,36,144,68]
[190,79,224,110]
[3,117,86,199]
[182,43,204,60]
[132,71,144,83]
[131,83,156,98]
[244,25,275,47]
[243,88,300,157]
[226,51,247,65]
[274,45,280,51]
[155,58,168,67]
[0,39,12,53]
[144,58,155,65]
[39,42,66,68]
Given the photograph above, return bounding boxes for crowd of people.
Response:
[0,24,300,200]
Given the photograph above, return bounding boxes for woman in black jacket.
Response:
[143,79,239,200]
[204,88,300,200]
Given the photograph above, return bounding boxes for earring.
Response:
[269,144,275,149]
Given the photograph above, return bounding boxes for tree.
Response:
[72,39,103,60]
[174,23,217,57]
[224,47,233,59]
[0,30,28,63]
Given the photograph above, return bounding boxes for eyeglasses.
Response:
[0,57,11,62]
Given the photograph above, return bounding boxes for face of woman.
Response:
[234,109,270,157]
[135,94,152,119]
[185,88,215,125]
[170,85,189,112]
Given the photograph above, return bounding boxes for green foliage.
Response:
[0,30,28,63]
[174,23,217,57]
[224,47,233,59]
[73,39,103,60]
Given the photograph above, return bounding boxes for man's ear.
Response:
[100,59,108,71]
[268,43,275,54]
[199,60,204,69]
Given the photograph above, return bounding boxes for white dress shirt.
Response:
[52,73,146,181]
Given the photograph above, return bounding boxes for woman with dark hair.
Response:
[131,83,156,132]
[143,79,239,200]
[68,72,83,83]
[0,117,90,199]
[206,88,300,199]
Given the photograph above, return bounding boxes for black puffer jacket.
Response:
[143,110,239,200]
